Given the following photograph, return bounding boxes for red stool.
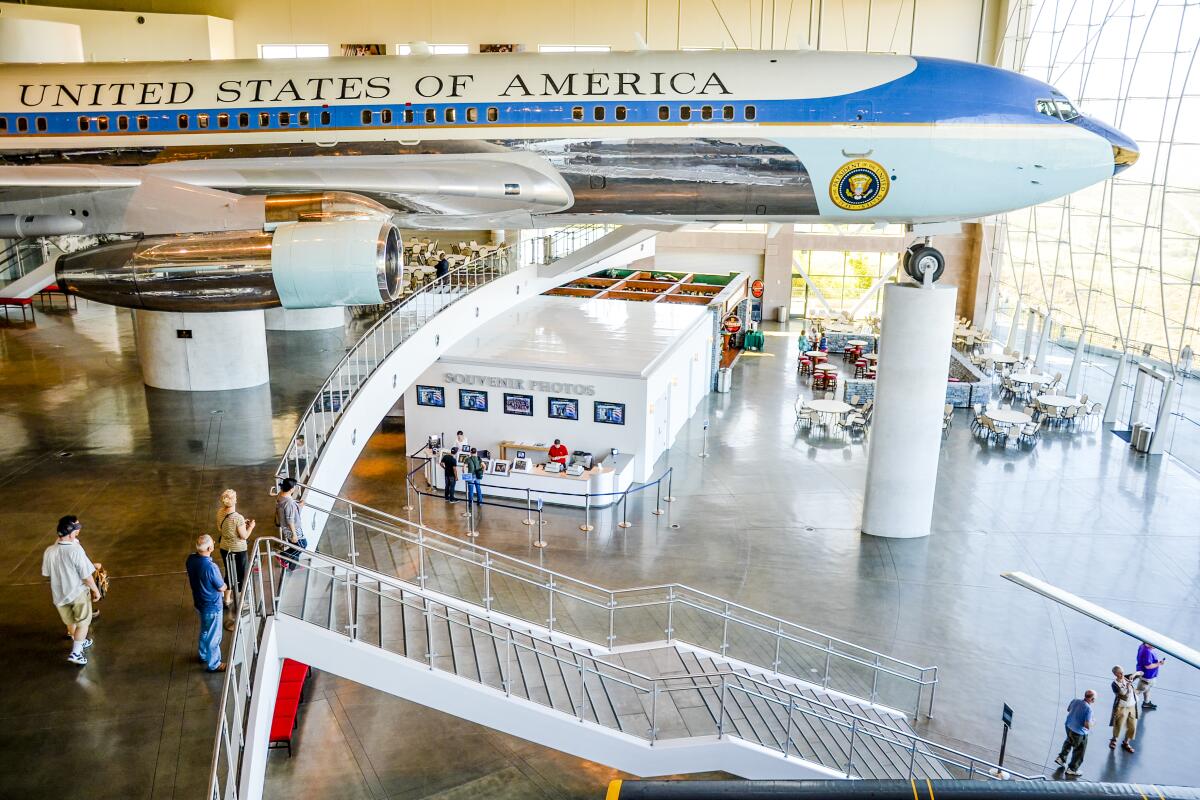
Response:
[865,370,877,380]
[854,359,868,378]
[798,357,812,375]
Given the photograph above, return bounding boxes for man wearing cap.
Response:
[42,515,102,666]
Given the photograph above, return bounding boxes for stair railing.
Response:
[209,538,1040,800]
[298,482,939,721]
[275,224,614,486]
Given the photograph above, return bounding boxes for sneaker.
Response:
[1065,769,1082,777]
[1054,755,1066,767]
[80,638,93,650]
[67,652,88,666]
[1142,702,1157,710]
[207,662,227,673]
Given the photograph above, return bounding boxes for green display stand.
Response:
[743,330,765,352]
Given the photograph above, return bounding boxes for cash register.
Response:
[570,451,594,469]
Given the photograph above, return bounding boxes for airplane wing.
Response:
[0,153,575,232]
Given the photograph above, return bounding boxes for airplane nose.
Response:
[1113,142,1139,175]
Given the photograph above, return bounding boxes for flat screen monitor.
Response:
[594,401,626,425]
[503,393,533,416]
[416,385,445,407]
[548,397,579,420]
[459,389,488,412]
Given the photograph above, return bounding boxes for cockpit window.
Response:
[1036,97,1080,121]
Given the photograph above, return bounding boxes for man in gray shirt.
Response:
[275,478,307,572]
[42,515,101,666]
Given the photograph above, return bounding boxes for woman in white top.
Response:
[216,489,255,595]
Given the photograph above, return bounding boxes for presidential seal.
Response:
[830,159,890,211]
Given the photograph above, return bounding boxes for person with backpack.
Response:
[464,447,484,506]
[216,489,255,597]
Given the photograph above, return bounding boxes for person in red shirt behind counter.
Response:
[548,439,569,465]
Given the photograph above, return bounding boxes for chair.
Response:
[1018,421,1041,448]
[1086,402,1103,429]
[943,403,954,428]
[849,394,861,407]
[970,403,984,433]
[1023,404,1037,421]
[795,400,816,429]
[1063,404,1080,429]
[1079,394,1088,406]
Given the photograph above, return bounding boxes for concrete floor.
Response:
[2,304,1198,799]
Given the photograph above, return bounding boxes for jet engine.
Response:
[55,218,402,312]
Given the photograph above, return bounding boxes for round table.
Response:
[866,353,879,362]
[807,399,852,415]
[990,354,1020,364]
[816,364,838,373]
[847,339,868,347]
[1011,372,1052,385]
[1037,394,1079,408]
[985,409,1032,426]
[805,350,827,359]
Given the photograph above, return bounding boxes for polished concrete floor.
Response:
[2,303,1198,799]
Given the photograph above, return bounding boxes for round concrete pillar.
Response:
[133,309,269,391]
[264,306,345,331]
[862,283,957,539]
[0,19,83,62]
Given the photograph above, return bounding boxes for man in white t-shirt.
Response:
[41,515,101,666]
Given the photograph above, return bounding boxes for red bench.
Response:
[36,284,76,310]
[268,658,310,757]
[0,296,33,322]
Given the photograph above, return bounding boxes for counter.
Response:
[431,453,637,508]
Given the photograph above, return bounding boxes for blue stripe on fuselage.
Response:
[0,56,1068,138]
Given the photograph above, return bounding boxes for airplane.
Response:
[0,49,1138,311]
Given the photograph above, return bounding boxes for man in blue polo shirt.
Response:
[1055,689,1095,776]
[186,533,228,673]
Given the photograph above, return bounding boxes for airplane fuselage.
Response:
[0,50,1136,233]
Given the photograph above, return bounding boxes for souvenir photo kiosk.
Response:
[405,296,713,507]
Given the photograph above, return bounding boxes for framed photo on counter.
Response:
[459,389,488,412]
[490,459,511,476]
[416,385,445,407]
[503,393,534,416]
[548,397,579,420]
[594,401,626,425]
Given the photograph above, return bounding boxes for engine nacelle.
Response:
[55,219,402,312]
[271,218,402,309]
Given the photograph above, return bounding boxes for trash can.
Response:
[776,305,788,323]
[1132,424,1154,453]
[716,367,732,393]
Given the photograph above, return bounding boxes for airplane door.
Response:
[843,101,874,158]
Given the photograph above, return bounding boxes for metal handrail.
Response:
[208,538,1040,797]
[275,224,614,485]
[298,481,940,719]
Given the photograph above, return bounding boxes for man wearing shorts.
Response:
[1136,641,1165,710]
[42,515,101,666]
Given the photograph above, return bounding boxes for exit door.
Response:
[843,100,874,158]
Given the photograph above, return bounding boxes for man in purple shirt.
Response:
[1136,641,1165,710]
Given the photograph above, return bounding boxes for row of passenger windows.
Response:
[0,103,758,134]
[573,104,756,122]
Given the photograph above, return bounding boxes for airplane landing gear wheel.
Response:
[904,244,945,284]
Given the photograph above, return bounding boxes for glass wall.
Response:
[991,0,1200,470]
[791,250,901,318]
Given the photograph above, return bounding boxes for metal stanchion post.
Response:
[416,487,424,526]
[580,494,594,532]
[618,488,632,529]
[460,477,472,517]
[402,480,414,511]
[652,479,664,515]
[664,468,675,503]
[699,419,710,458]
[466,501,479,539]
[533,500,548,548]
[522,488,535,526]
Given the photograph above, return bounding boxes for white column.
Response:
[1148,378,1180,455]
[133,309,269,391]
[862,283,957,539]
[1005,297,1023,352]
[264,306,345,331]
[1104,351,1127,424]
[1065,329,1086,395]
[1034,313,1053,371]
[1022,309,1038,357]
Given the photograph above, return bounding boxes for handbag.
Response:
[92,563,109,599]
